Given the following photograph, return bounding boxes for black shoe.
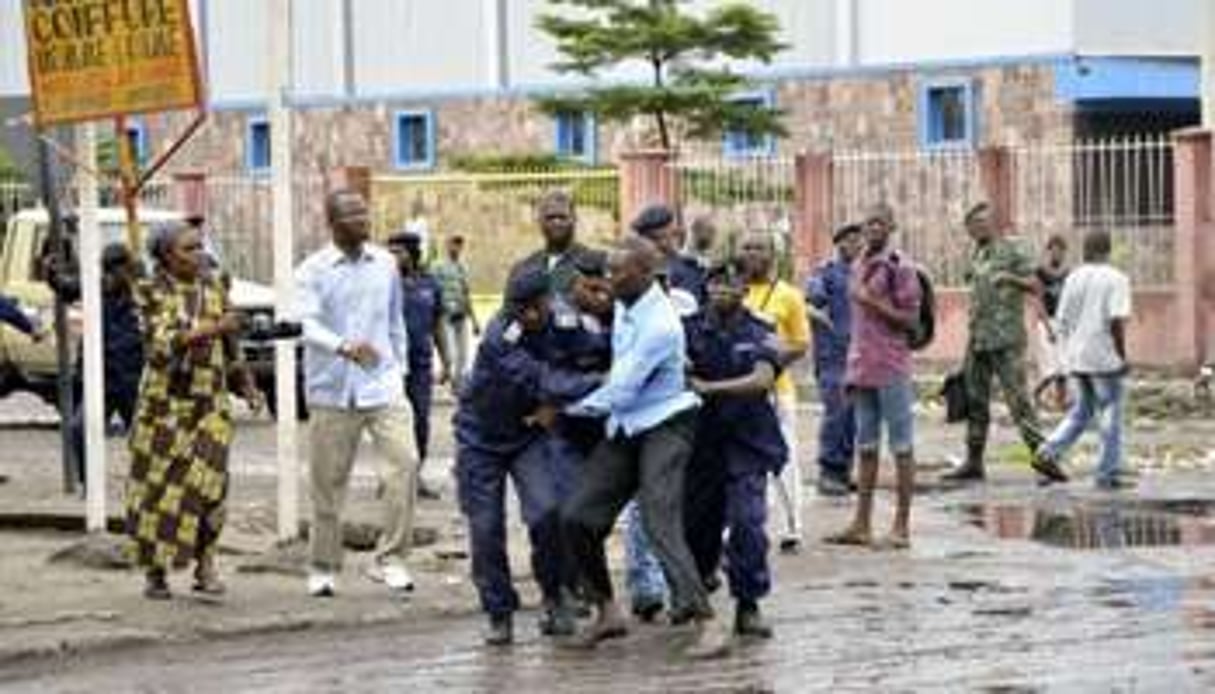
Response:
[703,572,722,594]
[778,538,801,555]
[734,602,773,639]
[539,601,577,637]
[1031,451,1069,484]
[143,570,171,601]
[632,599,664,624]
[941,461,986,483]
[484,614,513,646]
[817,473,852,497]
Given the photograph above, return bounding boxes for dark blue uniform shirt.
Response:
[666,253,708,307]
[455,313,600,454]
[806,256,852,385]
[684,309,787,471]
[402,273,443,373]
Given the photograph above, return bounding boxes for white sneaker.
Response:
[308,572,336,598]
[383,564,415,593]
[364,561,415,593]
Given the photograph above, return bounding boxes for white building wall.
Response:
[1073,0,1202,57]
[0,0,29,96]
[351,0,489,95]
[292,0,344,97]
[207,0,270,101]
[856,0,1073,65]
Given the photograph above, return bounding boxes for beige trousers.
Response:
[308,405,416,572]
[770,394,803,541]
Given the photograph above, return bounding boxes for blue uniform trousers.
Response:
[456,437,564,617]
[405,368,433,461]
[684,448,771,603]
[817,378,856,479]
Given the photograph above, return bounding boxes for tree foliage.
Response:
[535,0,788,150]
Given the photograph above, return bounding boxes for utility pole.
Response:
[76,123,106,531]
[269,0,299,542]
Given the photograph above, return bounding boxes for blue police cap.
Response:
[630,203,675,238]
[504,267,550,306]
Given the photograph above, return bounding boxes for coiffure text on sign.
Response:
[23,0,202,127]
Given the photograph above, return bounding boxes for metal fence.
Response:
[1012,137,1175,286]
[831,137,1177,287]
[669,153,796,264]
[201,175,329,284]
[832,149,983,287]
[371,168,620,293]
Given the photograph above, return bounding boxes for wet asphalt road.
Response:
[6,497,1215,694]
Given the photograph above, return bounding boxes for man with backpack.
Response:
[942,202,1065,485]
[823,203,921,550]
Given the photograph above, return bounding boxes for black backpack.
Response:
[881,255,936,351]
[907,264,936,351]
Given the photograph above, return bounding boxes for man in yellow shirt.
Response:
[740,231,812,553]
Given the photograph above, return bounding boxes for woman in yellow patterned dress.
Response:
[125,222,261,599]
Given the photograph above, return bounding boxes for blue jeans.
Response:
[1040,374,1126,483]
[852,377,915,456]
[624,500,668,608]
[817,382,856,478]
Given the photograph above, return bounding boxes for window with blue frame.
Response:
[722,93,775,157]
[919,79,977,148]
[555,111,595,162]
[393,111,435,170]
[246,117,270,172]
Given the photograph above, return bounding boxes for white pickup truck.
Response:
[0,206,302,416]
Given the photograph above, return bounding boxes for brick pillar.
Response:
[978,146,1014,234]
[327,165,372,202]
[172,171,207,219]
[792,151,834,280]
[1173,128,1213,369]
[618,150,678,234]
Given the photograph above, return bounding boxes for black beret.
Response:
[833,223,862,243]
[630,203,675,237]
[504,267,550,306]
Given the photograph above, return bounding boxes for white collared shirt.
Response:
[294,243,409,409]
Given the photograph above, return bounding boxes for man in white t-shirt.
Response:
[1035,230,1132,489]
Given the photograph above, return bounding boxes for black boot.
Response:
[484,613,513,646]
[734,600,773,639]
[942,443,986,483]
[143,569,171,600]
[538,599,576,637]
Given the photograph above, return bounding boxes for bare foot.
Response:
[560,602,629,650]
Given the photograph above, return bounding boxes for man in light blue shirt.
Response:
[561,236,728,660]
[295,189,417,598]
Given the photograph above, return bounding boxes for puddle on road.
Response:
[956,499,1215,550]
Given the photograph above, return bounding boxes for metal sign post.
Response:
[76,123,105,531]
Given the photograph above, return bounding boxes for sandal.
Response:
[823,528,871,546]
[193,566,227,596]
[871,534,911,551]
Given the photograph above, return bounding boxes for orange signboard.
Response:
[23,0,203,127]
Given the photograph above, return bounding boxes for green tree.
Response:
[535,0,788,150]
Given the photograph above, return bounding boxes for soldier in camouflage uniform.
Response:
[942,202,1057,483]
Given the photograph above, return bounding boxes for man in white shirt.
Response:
[1036,230,1132,490]
[295,189,417,597]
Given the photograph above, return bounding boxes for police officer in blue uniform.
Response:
[805,223,863,496]
[683,260,787,639]
[453,267,601,646]
[387,231,450,500]
[631,203,707,309]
